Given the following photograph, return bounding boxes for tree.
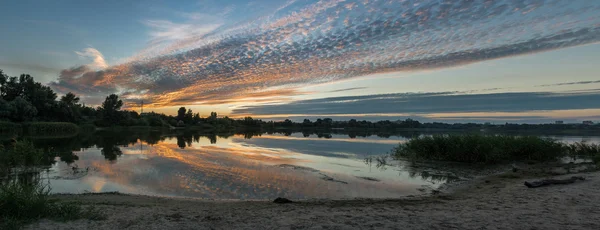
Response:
[193,113,201,124]
[10,97,37,122]
[0,70,7,98]
[323,118,333,127]
[302,119,312,127]
[348,119,358,127]
[18,74,57,119]
[283,119,293,127]
[101,94,123,124]
[0,98,14,120]
[145,113,165,127]
[58,92,82,122]
[210,112,217,120]
[177,107,186,121]
[60,92,80,106]
[185,109,193,124]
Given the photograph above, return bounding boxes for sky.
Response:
[1,0,600,123]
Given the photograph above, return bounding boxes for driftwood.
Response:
[273,197,293,204]
[524,176,585,188]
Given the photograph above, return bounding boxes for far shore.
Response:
[26,167,600,230]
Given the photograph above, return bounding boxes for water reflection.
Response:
[4,130,600,200]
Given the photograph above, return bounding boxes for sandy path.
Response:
[27,171,600,230]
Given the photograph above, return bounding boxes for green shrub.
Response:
[393,134,566,164]
[22,122,79,136]
[0,180,103,227]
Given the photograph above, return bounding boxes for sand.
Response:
[26,170,600,230]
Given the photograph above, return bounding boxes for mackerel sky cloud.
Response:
[1,0,600,122]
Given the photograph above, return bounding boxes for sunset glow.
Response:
[2,0,600,123]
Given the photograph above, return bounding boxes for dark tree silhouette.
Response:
[177,107,186,121]
[10,97,37,122]
[100,94,123,124]
[60,92,80,105]
[185,109,193,123]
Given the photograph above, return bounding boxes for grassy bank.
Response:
[0,181,105,229]
[392,134,600,164]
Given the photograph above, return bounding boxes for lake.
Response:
[9,130,600,200]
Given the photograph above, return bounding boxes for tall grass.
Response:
[393,134,567,164]
[0,180,103,229]
[566,142,600,164]
[0,140,43,175]
[2,122,81,136]
[0,141,105,228]
[22,122,79,136]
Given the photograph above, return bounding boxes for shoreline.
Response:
[26,167,600,229]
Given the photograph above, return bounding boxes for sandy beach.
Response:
[25,169,600,230]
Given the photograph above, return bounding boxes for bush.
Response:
[0,180,103,228]
[144,115,167,127]
[393,134,566,164]
[22,122,79,136]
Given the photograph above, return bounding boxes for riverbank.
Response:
[26,169,600,230]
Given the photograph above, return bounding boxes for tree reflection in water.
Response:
[3,129,434,181]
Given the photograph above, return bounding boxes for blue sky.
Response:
[1,0,600,123]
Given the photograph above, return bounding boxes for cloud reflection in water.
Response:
[48,134,434,199]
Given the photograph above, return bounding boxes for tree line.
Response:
[2,70,599,131]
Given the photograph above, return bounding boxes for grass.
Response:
[1,141,105,229]
[566,142,600,163]
[22,122,79,136]
[392,134,570,164]
[0,180,106,229]
[0,140,44,175]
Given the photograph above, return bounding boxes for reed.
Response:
[566,142,600,164]
[0,141,105,229]
[393,134,566,164]
[22,122,79,136]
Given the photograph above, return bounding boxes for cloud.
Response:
[231,90,600,116]
[327,87,367,93]
[0,62,63,74]
[50,0,600,108]
[142,19,221,43]
[75,48,108,70]
[538,80,600,87]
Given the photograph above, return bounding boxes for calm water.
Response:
[15,131,600,200]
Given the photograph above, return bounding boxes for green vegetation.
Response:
[566,142,600,165]
[3,69,600,133]
[393,134,570,164]
[0,141,105,229]
[0,140,43,174]
[0,181,105,229]
[22,122,79,136]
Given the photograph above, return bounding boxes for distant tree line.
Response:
[1,70,599,131]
